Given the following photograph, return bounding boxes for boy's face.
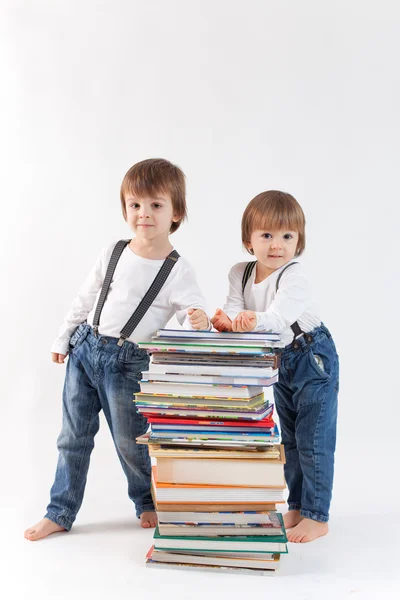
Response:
[247,228,299,273]
[124,192,179,242]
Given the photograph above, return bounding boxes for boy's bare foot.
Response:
[140,511,158,528]
[287,518,329,543]
[283,510,303,529]
[24,518,66,541]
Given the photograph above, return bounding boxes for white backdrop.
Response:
[1,1,399,594]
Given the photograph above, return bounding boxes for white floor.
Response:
[4,415,399,600]
[7,506,400,600]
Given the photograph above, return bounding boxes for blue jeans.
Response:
[45,323,153,530]
[273,324,339,523]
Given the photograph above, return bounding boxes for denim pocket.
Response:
[69,323,89,352]
[308,348,331,380]
[117,344,150,381]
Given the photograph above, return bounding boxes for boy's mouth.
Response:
[268,255,283,258]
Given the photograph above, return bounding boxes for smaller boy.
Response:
[25,158,209,541]
[212,191,339,543]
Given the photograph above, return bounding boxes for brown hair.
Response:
[120,158,187,233]
[241,191,306,256]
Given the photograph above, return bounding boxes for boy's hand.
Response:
[211,308,233,332]
[232,311,257,332]
[188,308,209,330]
[51,352,67,364]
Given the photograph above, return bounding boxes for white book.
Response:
[142,372,278,387]
[156,511,280,525]
[156,329,281,341]
[149,364,277,377]
[139,381,263,398]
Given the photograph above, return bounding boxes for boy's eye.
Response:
[130,203,140,209]
[284,234,293,240]
[152,203,162,209]
[261,233,272,239]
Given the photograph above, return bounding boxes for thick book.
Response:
[158,524,283,537]
[151,467,285,503]
[139,381,263,398]
[152,352,281,369]
[153,526,288,553]
[156,329,281,342]
[141,371,278,387]
[157,510,283,526]
[155,444,285,487]
[148,443,281,459]
[149,364,278,377]
[158,512,284,536]
[153,501,278,512]
[146,546,281,571]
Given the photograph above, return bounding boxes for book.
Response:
[148,444,281,459]
[146,413,274,428]
[154,338,281,348]
[156,329,281,342]
[157,510,282,526]
[158,524,283,537]
[153,526,288,553]
[152,352,281,369]
[135,405,272,420]
[134,391,266,406]
[151,423,275,433]
[146,546,281,571]
[148,429,280,444]
[153,501,278,512]
[139,381,263,398]
[148,364,278,377]
[141,371,278,387]
[151,467,285,503]
[138,342,283,354]
[155,445,285,487]
[158,512,285,536]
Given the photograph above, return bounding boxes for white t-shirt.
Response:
[223,260,321,347]
[51,241,209,355]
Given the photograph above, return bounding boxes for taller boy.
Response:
[25,159,209,541]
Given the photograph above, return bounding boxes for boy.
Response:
[212,191,339,543]
[25,158,209,541]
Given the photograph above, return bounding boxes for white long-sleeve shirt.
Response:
[223,260,321,347]
[51,241,209,355]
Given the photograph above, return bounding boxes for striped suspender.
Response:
[92,240,130,334]
[92,240,180,345]
[241,261,257,293]
[117,249,180,346]
[241,260,304,339]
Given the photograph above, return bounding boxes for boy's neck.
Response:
[128,237,174,260]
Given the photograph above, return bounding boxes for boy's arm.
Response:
[253,266,310,333]
[51,246,108,355]
[171,266,211,330]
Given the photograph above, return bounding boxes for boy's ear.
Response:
[244,241,254,254]
[172,214,180,223]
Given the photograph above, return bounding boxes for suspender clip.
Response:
[117,336,126,347]
[93,326,98,337]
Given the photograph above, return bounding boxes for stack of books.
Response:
[135,329,288,575]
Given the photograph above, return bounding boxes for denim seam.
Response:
[64,378,99,520]
[299,508,329,523]
[44,510,73,531]
[312,395,326,512]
